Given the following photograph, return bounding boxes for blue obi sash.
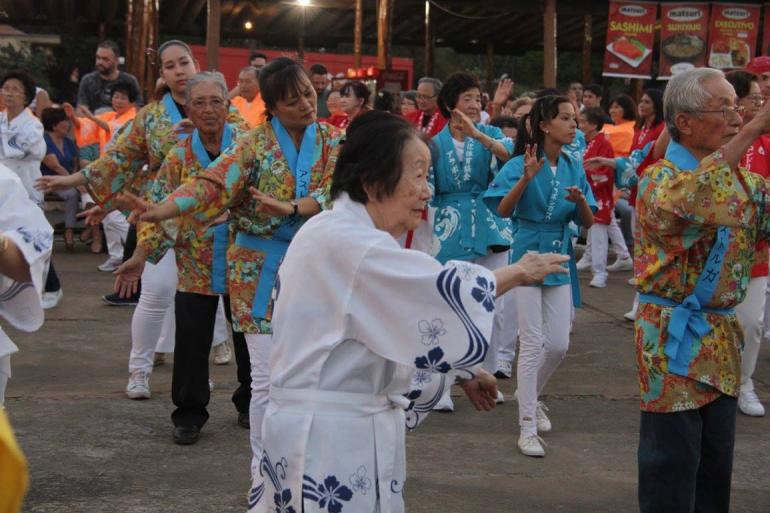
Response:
[235,231,291,321]
[639,226,734,377]
[190,124,235,295]
[516,219,581,307]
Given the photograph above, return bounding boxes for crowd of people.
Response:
[1,37,769,513]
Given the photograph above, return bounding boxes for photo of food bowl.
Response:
[662,34,706,64]
[709,38,751,69]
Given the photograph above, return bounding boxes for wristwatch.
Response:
[289,199,299,217]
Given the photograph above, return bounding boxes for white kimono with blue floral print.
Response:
[248,192,496,513]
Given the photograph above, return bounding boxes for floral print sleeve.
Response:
[137,145,187,264]
[166,133,259,225]
[82,104,153,210]
[308,124,344,209]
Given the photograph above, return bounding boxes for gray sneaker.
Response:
[126,371,151,400]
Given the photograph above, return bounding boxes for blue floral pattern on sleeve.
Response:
[470,275,496,312]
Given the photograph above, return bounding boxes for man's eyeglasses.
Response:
[689,105,745,120]
[190,98,226,110]
[416,93,437,100]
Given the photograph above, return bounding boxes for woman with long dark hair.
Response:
[485,95,596,457]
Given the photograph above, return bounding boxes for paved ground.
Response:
[4,245,770,513]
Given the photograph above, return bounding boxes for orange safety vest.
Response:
[97,107,137,152]
[231,93,266,129]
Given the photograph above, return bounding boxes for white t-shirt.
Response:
[453,138,465,162]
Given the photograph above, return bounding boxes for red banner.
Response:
[602,1,657,79]
[659,3,710,79]
[762,4,770,55]
[707,3,760,69]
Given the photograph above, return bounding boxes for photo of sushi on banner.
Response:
[602,1,657,79]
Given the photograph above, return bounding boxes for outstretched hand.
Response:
[77,205,106,226]
[564,185,585,203]
[459,368,499,412]
[113,254,145,298]
[515,253,570,285]
[249,187,293,216]
[35,173,83,192]
[493,77,514,107]
[584,156,616,170]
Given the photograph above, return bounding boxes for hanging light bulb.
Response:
[244,21,253,30]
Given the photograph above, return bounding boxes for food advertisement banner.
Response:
[707,3,760,69]
[659,3,710,79]
[602,1,657,78]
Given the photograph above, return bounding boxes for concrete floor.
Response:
[4,247,770,513]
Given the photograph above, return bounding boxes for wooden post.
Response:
[206,0,221,70]
[125,0,159,102]
[424,0,434,77]
[298,6,306,64]
[354,0,363,68]
[486,41,495,93]
[543,0,557,88]
[582,15,592,85]
[632,78,644,103]
[377,0,391,70]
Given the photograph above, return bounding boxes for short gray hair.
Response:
[418,76,442,95]
[184,71,228,104]
[239,66,259,79]
[664,67,725,141]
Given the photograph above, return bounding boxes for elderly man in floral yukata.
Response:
[635,67,770,513]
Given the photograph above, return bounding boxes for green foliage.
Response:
[0,43,52,91]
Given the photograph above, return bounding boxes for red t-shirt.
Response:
[741,134,770,278]
[583,132,616,225]
[404,109,448,138]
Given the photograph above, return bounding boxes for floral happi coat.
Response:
[138,123,245,295]
[82,93,244,210]
[165,120,343,333]
[635,141,770,412]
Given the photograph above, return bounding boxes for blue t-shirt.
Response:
[40,132,77,176]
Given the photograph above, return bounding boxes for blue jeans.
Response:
[638,394,737,513]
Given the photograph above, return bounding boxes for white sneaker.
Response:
[213,341,231,365]
[496,390,505,404]
[495,359,513,379]
[738,390,765,417]
[41,289,63,309]
[126,371,151,400]
[589,276,607,288]
[576,256,591,271]
[536,401,552,432]
[97,258,122,272]
[518,433,546,457]
[627,277,637,286]
[433,390,454,412]
[607,256,633,272]
[623,309,636,322]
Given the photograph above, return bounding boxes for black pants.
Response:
[44,260,60,292]
[638,394,737,513]
[171,291,219,429]
[224,295,251,414]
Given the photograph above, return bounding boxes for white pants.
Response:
[588,223,610,281]
[497,289,519,362]
[473,251,510,373]
[102,210,129,261]
[581,216,630,264]
[514,284,572,434]
[0,354,10,408]
[128,250,226,374]
[764,274,770,339]
[736,276,767,394]
[245,333,271,476]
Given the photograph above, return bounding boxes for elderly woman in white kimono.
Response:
[242,112,568,513]
[0,163,53,406]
